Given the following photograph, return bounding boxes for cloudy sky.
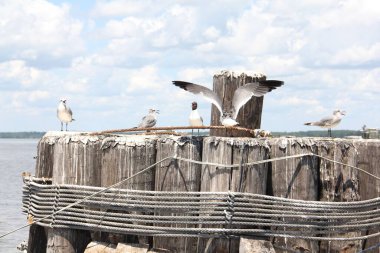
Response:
[0,0,379,132]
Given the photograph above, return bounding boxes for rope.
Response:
[2,151,380,244]
[0,156,172,239]
[90,125,263,136]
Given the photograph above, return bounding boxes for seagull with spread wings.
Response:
[173,80,283,127]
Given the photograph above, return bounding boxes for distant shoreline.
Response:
[0,130,364,138]
[0,132,45,139]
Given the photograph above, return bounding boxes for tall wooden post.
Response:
[356,140,380,252]
[27,137,54,253]
[269,138,319,253]
[210,71,266,137]
[153,136,203,252]
[198,137,272,252]
[318,140,361,253]
[100,135,157,246]
[46,133,101,253]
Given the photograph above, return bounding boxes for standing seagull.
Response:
[138,109,159,129]
[57,99,74,131]
[189,101,203,135]
[173,80,283,126]
[304,109,346,137]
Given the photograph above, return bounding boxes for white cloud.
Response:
[0,0,84,67]
[0,60,43,87]
[125,65,164,92]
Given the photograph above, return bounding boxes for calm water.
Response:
[0,139,39,253]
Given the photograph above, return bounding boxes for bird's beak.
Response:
[341,111,346,115]
[156,110,160,114]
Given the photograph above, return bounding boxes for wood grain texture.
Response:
[198,137,271,252]
[46,133,102,253]
[100,135,158,246]
[269,138,319,253]
[153,136,202,253]
[28,132,380,252]
[210,72,266,137]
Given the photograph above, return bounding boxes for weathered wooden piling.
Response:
[100,135,157,246]
[198,137,271,253]
[28,132,380,253]
[47,133,101,253]
[270,138,319,252]
[210,71,266,137]
[153,136,203,252]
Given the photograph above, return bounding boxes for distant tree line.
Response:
[272,130,363,138]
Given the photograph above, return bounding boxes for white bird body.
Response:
[138,109,159,128]
[221,117,239,127]
[304,110,346,128]
[57,99,74,131]
[57,102,73,123]
[173,80,283,127]
[304,109,346,137]
[189,109,203,126]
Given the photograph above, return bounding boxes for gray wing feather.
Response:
[139,115,156,128]
[173,81,223,114]
[67,107,73,116]
[231,82,271,119]
[311,115,335,126]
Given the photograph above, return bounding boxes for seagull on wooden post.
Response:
[172,80,283,127]
[57,99,74,131]
[138,109,159,131]
[189,101,203,135]
[304,109,346,137]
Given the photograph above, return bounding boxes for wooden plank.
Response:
[153,136,202,252]
[353,140,380,252]
[100,135,158,246]
[198,136,234,253]
[269,138,319,253]
[27,225,47,253]
[199,137,272,252]
[230,138,274,252]
[28,135,54,253]
[210,71,266,137]
[46,133,102,253]
[318,139,361,252]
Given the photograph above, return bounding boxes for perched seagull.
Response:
[173,80,283,127]
[189,101,203,135]
[138,109,159,129]
[57,99,74,131]
[304,109,346,137]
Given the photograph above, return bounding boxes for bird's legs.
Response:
[328,128,332,137]
[66,123,68,131]
[61,122,63,131]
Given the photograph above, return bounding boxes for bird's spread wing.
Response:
[231,80,284,119]
[259,80,284,91]
[172,81,223,114]
[231,83,270,119]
